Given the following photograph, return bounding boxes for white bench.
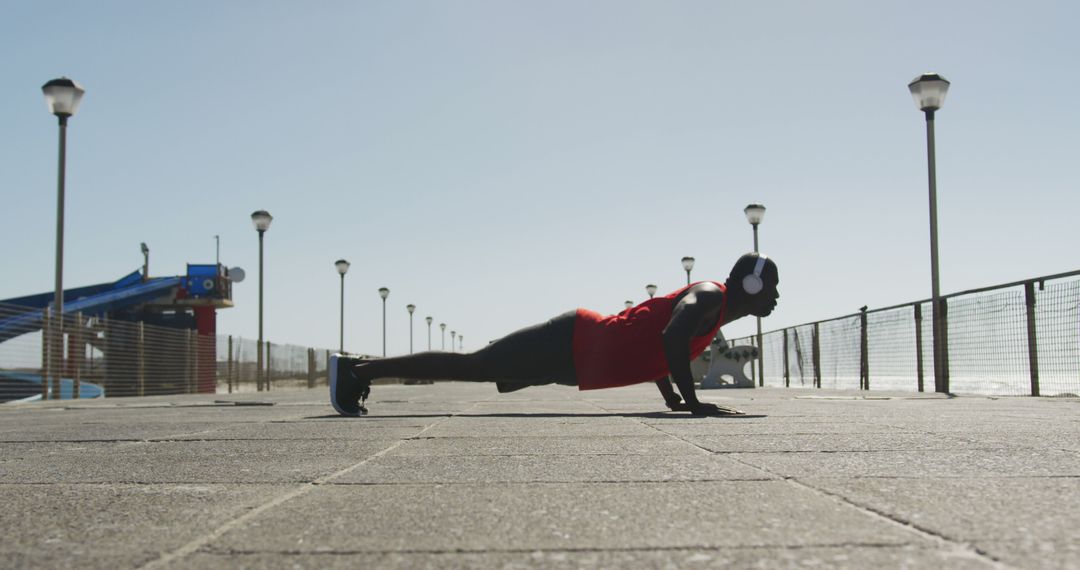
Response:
[699,335,759,389]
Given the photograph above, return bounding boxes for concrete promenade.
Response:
[1,383,1078,569]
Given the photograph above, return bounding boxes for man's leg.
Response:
[331,311,577,416]
[355,310,576,384]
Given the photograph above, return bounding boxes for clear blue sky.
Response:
[2,1,1078,355]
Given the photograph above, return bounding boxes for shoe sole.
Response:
[329,353,366,417]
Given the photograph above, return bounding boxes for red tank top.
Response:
[572,282,727,390]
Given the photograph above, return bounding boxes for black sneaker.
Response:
[330,354,369,417]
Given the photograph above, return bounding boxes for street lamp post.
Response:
[379,288,390,357]
[335,259,350,353]
[459,334,463,352]
[450,331,456,353]
[426,316,433,351]
[624,300,633,310]
[909,73,951,394]
[645,284,658,299]
[681,257,695,286]
[406,304,416,354]
[42,77,85,400]
[251,210,273,391]
[440,323,446,350]
[745,203,767,386]
[141,242,150,282]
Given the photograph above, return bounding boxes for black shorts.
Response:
[477,310,578,389]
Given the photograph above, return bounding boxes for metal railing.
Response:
[0,301,339,402]
[730,270,1080,396]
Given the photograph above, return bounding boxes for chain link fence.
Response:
[0,301,338,402]
[731,270,1080,396]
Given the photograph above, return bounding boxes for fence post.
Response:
[73,312,82,399]
[266,342,273,392]
[137,322,145,397]
[749,337,757,385]
[940,298,950,393]
[812,322,821,389]
[41,308,50,400]
[1024,281,1041,396]
[860,307,869,390]
[914,304,924,392]
[782,329,790,387]
[255,340,262,391]
[227,335,234,394]
[186,329,194,394]
[100,315,109,397]
[307,348,316,389]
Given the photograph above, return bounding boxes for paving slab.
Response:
[0,483,286,568]
[805,477,1080,542]
[0,438,399,483]
[177,546,999,569]
[731,448,1080,478]
[209,482,924,552]
[337,453,774,484]
[385,435,704,456]
[683,432,977,453]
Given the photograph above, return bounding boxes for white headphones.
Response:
[742,255,769,295]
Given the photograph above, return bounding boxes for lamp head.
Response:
[744,203,766,225]
[41,77,85,118]
[426,316,433,325]
[406,304,416,314]
[645,284,658,297]
[378,287,390,300]
[681,256,695,272]
[251,210,273,232]
[908,73,950,112]
[335,259,350,275]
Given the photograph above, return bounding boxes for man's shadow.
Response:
[305,411,767,420]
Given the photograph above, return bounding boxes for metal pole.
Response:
[215,235,220,266]
[685,269,691,286]
[339,273,345,353]
[52,116,69,401]
[137,321,145,397]
[753,223,764,386]
[782,328,790,388]
[1024,281,1041,396]
[925,110,947,394]
[860,307,869,390]
[227,334,234,394]
[257,229,265,391]
[427,322,432,351]
[914,304,924,392]
[381,298,387,357]
[409,312,414,354]
[41,309,50,400]
[73,311,82,400]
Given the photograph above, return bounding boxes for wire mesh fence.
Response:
[0,301,336,403]
[730,270,1080,396]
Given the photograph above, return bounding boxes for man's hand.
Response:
[671,401,745,416]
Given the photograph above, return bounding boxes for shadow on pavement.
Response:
[303,412,768,420]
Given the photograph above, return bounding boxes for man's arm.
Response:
[654,376,683,410]
[661,287,730,415]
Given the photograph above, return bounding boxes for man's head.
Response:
[726,253,780,317]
